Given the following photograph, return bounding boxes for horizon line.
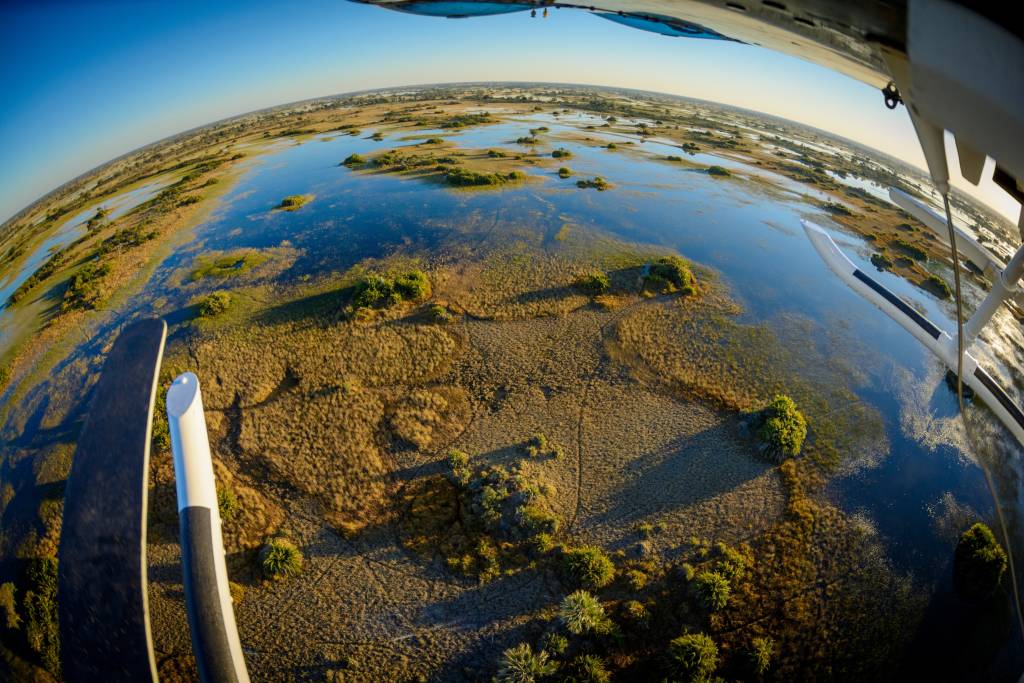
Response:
[2,80,934,231]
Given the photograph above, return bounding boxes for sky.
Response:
[0,0,1017,224]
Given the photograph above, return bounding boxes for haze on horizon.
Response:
[0,0,1017,224]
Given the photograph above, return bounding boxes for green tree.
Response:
[757,395,807,460]
[667,632,718,682]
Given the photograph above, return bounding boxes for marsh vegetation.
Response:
[275,194,314,211]
[576,177,609,191]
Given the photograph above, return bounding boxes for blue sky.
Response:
[0,0,1014,223]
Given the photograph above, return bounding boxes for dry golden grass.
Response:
[177,272,464,530]
[387,386,471,450]
[148,451,284,554]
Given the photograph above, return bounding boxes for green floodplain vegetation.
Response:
[0,85,1016,681]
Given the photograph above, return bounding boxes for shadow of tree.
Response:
[588,418,769,539]
[251,286,351,327]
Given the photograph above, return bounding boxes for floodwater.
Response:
[7,111,1024,674]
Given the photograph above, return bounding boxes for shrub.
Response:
[714,542,750,582]
[0,581,20,629]
[151,380,171,453]
[525,433,547,457]
[750,636,775,675]
[533,533,557,554]
[353,270,431,309]
[606,143,617,150]
[706,165,731,177]
[552,148,573,159]
[277,194,313,210]
[447,449,471,486]
[487,149,507,158]
[870,252,893,271]
[516,136,538,145]
[576,177,609,191]
[95,224,158,255]
[564,546,615,589]
[518,505,560,536]
[197,291,232,318]
[440,113,492,129]
[353,274,397,309]
[566,655,610,683]
[821,200,852,216]
[23,557,59,673]
[429,304,453,322]
[445,167,509,187]
[342,153,365,166]
[954,522,1008,600]
[668,632,718,683]
[693,571,730,611]
[623,599,648,624]
[559,590,611,635]
[542,632,569,655]
[558,167,573,178]
[394,269,432,301]
[576,272,610,295]
[495,643,557,683]
[0,364,10,392]
[890,237,927,261]
[756,395,807,460]
[260,538,303,580]
[523,433,562,459]
[647,256,696,295]
[217,486,239,521]
[62,261,110,312]
[625,569,648,591]
[665,155,683,161]
[923,273,952,300]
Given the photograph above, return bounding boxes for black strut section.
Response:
[853,269,942,340]
[57,318,166,682]
[974,366,1024,431]
[180,506,240,683]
